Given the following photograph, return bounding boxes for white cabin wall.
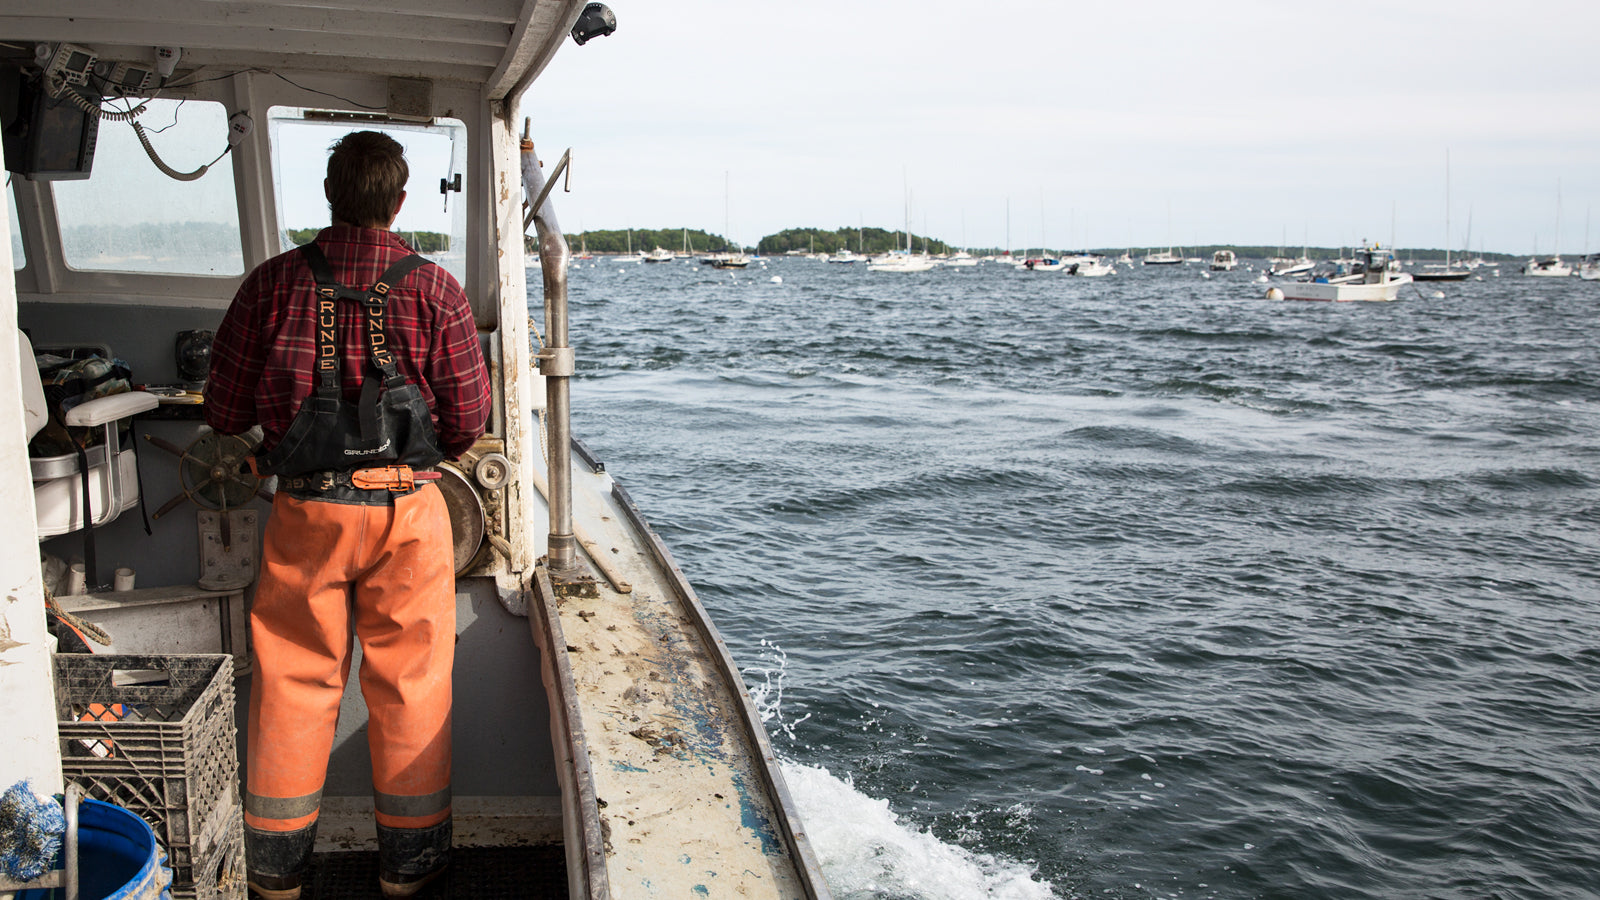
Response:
[0,198,63,798]
[491,106,537,579]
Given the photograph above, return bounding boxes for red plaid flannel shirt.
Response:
[205,227,490,459]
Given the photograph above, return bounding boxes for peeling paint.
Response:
[0,613,26,654]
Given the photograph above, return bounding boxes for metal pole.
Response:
[520,122,578,575]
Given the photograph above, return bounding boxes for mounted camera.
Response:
[570,3,616,45]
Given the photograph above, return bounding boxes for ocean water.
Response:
[548,258,1600,900]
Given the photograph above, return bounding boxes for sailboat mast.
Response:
[1444,149,1451,269]
[1555,178,1563,258]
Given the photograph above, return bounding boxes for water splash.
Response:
[750,643,1056,899]
[781,762,1058,900]
[747,639,811,741]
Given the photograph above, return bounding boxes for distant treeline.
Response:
[758,227,955,256]
[560,229,728,254]
[64,221,242,255]
[286,228,450,253]
[516,225,1532,261]
[1164,244,1523,262]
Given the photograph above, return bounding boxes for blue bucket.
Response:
[20,797,171,900]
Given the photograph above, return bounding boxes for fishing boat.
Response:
[642,246,674,263]
[1210,250,1237,271]
[0,6,829,900]
[1273,245,1411,302]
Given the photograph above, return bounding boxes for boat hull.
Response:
[1277,274,1410,302]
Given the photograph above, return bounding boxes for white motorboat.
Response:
[701,252,751,269]
[1210,250,1237,271]
[1142,249,1182,265]
[1071,259,1117,277]
[1579,254,1600,280]
[943,251,978,267]
[827,248,860,264]
[1018,256,1069,272]
[1524,256,1572,277]
[867,253,937,273]
[1274,246,1411,301]
[642,246,674,263]
[0,7,828,900]
[1271,257,1315,277]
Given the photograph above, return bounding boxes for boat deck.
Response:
[532,449,819,898]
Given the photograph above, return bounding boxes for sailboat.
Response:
[1526,181,1572,276]
[1144,203,1184,265]
[868,183,935,272]
[1414,151,1469,282]
[1579,208,1600,280]
[701,172,749,268]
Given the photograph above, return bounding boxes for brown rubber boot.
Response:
[379,865,446,898]
[247,873,302,900]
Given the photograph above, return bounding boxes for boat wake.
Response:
[780,762,1058,900]
[748,642,1057,900]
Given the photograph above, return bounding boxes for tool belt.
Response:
[277,465,440,505]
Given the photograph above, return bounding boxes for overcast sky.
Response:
[519,0,1600,256]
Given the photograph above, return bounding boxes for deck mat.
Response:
[299,846,567,899]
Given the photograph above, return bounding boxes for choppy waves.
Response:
[558,260,1600,899]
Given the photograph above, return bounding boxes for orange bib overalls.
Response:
[244,244,455,890]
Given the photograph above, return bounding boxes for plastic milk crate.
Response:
[55,653,246,900]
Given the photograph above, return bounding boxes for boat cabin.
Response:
[0,6,824,899]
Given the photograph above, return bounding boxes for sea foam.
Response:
[781,762,1058,900]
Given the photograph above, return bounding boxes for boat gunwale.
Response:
[529,564,612,900]
[604,474,832,900]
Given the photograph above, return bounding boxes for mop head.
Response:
[0,780,65,882]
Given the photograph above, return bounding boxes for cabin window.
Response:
[52,99,243,276]
[269,110,468,284]
[6,181,22,270]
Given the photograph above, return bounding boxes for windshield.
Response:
[50,98,243,276]
[269,110,468,285]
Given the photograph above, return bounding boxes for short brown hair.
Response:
[326,131,408,227]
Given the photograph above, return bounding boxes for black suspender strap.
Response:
[297,243,433,442]
[356,255,430,441]
[299,243,348,397]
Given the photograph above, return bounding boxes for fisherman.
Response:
[205,130,491,899]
